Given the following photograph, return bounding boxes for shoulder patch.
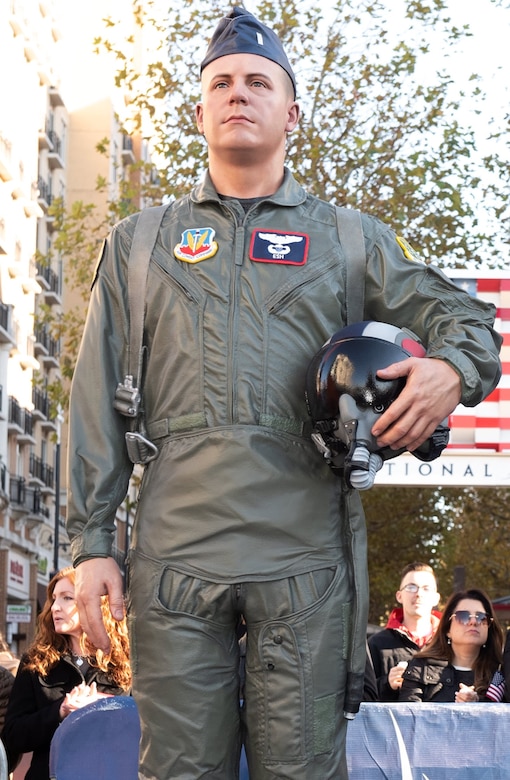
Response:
[396,235,420,262]
[174,227,218,263]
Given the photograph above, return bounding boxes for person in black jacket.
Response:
[1,567,131,780]
[503,628,510,697]
[399,588,504,703]
[0,665,14,735]
[368,562,441,701]
[0,633,18,733]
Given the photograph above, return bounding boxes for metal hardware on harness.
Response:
[113,375,141,418]
[125,432,159,464]
[112,205,169,464]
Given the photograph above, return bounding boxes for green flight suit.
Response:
[67,169,501,779]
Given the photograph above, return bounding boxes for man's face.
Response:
[196,53,299,165]
[396,570,439,621]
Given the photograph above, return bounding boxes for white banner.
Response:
[375,452,510,486]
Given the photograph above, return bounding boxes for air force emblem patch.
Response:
[250,230,309,265]
[174,227,218,263]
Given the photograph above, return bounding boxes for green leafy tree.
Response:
[95,0,509,265]
[439,486,510,598]
[41,0,508,408]
[362,485,453,623]
[364,485,510,624]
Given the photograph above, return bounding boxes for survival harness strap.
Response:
[336,207,366,326]
[113,203,170,464]
[113,204,366,464]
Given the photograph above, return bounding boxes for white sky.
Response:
[59,1,509,129]
[429,0,509,149]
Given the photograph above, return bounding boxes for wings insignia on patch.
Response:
[250,229,309,265]
[396,235,420,262]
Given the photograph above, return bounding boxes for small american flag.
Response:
[486,670,506,702]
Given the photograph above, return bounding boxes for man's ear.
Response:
[395,590,402,605]
[285,102,300,133]
[196,103,204,134]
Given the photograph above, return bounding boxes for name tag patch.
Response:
[250,230,309,265]
[174,227,218,263]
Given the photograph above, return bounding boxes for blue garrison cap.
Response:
[200,6,297,98]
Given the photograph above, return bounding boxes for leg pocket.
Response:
[245,566,352,769]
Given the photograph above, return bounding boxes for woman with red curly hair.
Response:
[1,566,131,779]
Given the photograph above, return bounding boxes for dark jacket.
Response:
[368,608,441,701]
[1,654,126,780]
[0,665,15,732]
[503,629,510,694]
[398,657,493,703]
[363,646,378,702]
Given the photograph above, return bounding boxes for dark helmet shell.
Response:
[305,321,425,424]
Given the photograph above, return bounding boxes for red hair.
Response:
[24,567,131,690]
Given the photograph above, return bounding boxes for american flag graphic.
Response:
[486,669,506,702]
[447,275,510,452]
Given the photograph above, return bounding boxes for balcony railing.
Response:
[34,325,60,361]
[8,397,35,438]
[9,475,50,518]
[32,386,51,419]
[35,260,61,302]
[29,452,54,489]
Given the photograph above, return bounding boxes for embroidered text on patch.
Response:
[250,230,309,265]
[174,227,218,263]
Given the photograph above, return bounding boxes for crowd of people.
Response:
[368,562,510,705]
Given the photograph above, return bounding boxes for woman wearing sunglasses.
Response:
[398,588,505,703]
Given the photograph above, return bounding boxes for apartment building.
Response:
[0,0,142,650]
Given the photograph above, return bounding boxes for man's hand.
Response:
[371,357,461,452]
[74,557,125,653]
[388,661,408,691]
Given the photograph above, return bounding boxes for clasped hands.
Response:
[59,681,111,720]
[455,683,479,703]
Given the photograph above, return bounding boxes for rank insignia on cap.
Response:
[396,235,420,262]
[250,230,309,265]
[174,227,218,263]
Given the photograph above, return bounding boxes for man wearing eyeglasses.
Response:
[368,562,441,701]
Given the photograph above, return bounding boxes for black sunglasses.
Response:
[450,610,492,626]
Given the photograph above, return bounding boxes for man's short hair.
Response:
[399,562,436,586]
